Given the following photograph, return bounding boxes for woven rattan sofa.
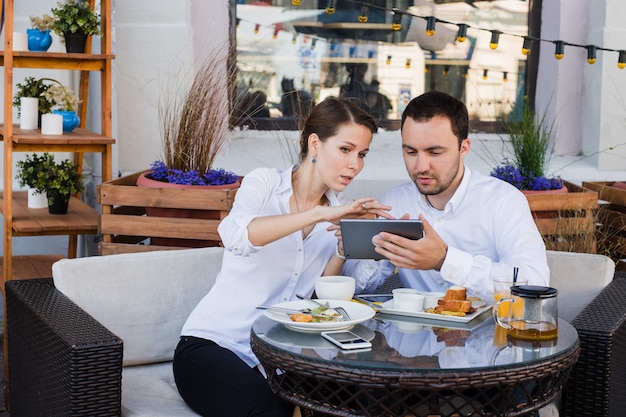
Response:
[5,249,626,417]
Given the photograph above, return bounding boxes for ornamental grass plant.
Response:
[153,44,262,186]
[490,102,563,191]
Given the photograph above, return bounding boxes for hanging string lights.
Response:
[554,41,565,60]
[258,0,626,70]
[425,16,436,36]
[456,24,469,42]
[392,9,403,31]
[358,5,370,23]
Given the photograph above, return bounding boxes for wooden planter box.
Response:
[97,170,238,255]
[524,181,598,253]
[582,181,626,268]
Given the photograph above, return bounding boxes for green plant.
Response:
[51,0,101,37]
[16,152,84,204]
[16,153,55,192]
[30,13,56,31]
[490,102,563,191]
[45,157,85,204]
[12,77,54,115]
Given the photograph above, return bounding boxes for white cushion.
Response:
[546,250,615,322]
[53,247,223,366]
[121,362,199,417]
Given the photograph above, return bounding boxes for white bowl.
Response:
[423,291,445,309]
[392,288,424,312]
[315,276,356,301]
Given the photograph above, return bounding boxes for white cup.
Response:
[392,288,424,312]
[20,97,39,130]
[41,113,64,135]
[423,291,445,309]
[315,276,355,301]
[13,32,28,51]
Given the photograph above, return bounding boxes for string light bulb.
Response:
[254,24,260,35]
[503,72,508,82]
[489,30,501,49]
[325,0,336,14]
[392,10,402,31]
[292,33,297,44]
[456,24,468,42]
[425,16,436,37]
[291,0,301,5]
[442,65,450,76]
[273,26,280,39]
[462,66,469,79]
[405,59,411,69]
[522,36,532,55]
[483,69,488,80]
[386,55,392,65]
[618,50,626,69]
[554,41,565,60]
[311,38,317,49]
[586,45,597,64]
[425,65,430,73]
[358,5,370,23]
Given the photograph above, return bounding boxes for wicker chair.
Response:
[5,253,626,417]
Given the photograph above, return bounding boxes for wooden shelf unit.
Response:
[1,0,115,288]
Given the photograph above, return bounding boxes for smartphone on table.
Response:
[321,330,372,350]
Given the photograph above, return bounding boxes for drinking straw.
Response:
[513,266,519,283]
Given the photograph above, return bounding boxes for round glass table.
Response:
[251,310,580,417]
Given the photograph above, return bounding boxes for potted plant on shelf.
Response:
[17,153,85,215]
[13,77,54,125]
[28,13,55,52]
[51,0,101,53]
[42,78,82,132]
[16,153,53,209]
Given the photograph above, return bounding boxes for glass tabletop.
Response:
[252,312,578,372]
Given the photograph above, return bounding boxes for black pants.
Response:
[173,336,294,417]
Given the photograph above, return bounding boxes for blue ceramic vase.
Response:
[53,110,80,133]
[27,29,53,52]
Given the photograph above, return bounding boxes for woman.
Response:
[173,97,392,416]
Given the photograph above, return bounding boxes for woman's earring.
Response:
[312,157,317,163]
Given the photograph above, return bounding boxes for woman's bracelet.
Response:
[335,242,346,260]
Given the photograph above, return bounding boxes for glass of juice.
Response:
[493,277,528,320]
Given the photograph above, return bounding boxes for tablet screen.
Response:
[339,219,423,260]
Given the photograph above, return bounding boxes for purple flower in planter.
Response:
[491,160,563,191]
[148,161,240,186]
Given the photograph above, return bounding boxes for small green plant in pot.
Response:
[16,153,54,208]
[16,152,84,214]
[51,0,101,53]
[13,77,54,120]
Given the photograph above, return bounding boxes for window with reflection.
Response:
[235,0,529,129]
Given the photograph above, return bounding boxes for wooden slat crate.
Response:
[582,181,626,269]
[97,170,238,255]
[525,181,598,253]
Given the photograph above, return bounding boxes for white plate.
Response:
[263,299,376,332]
[377,299,492,323]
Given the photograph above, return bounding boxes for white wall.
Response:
[537,0,626,169]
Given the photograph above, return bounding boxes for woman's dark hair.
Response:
[400,91,469,147]
[300,97,377,161]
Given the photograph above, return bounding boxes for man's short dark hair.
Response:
[401,91,469,146]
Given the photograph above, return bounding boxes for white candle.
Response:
[13,32,28,52]
[19,97,39,130]
[41,113,64,135]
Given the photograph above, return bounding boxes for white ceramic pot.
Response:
[27,189,48,209]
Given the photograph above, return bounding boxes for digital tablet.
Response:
[339,219,423,260]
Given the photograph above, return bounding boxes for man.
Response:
[350,91,549,301]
